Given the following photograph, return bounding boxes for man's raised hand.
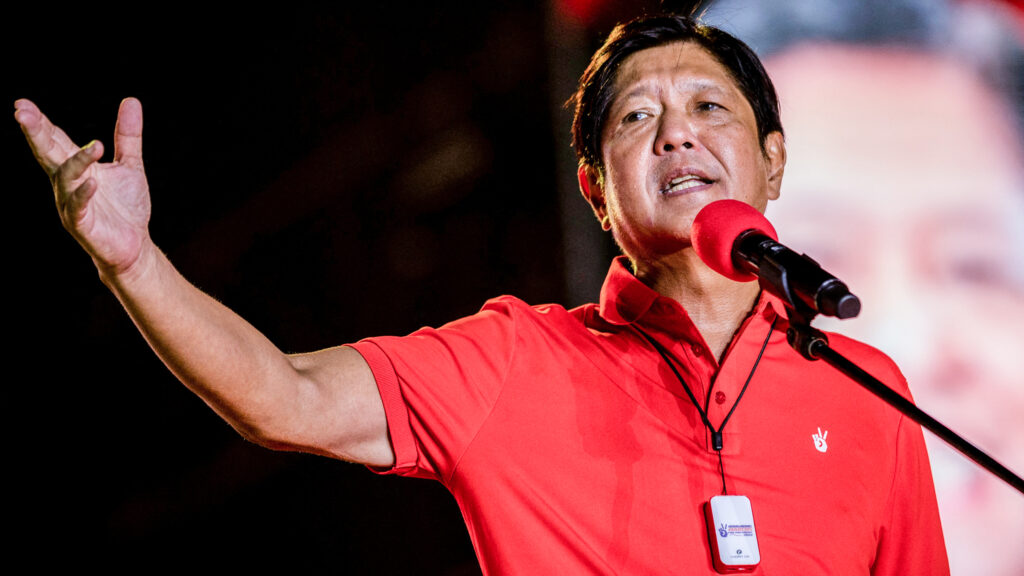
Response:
[14,97,393,466]
[15,98,152,278]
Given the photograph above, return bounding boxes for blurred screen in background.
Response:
[698,1,1024,574]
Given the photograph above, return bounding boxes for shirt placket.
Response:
[705,303,777,456]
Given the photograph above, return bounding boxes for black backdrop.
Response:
[8,4,553,573]
[5,2,672,572]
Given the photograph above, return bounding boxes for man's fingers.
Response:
[56,140,104,187]
[14,99,81,174]
[113,97,143,166]
[65,177,99,221]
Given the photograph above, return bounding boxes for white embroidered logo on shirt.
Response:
[812,427,829,453]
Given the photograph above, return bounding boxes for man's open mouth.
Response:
[661,174,712,194]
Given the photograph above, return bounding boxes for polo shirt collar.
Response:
[597,256,787,330]
[598,256,659,326]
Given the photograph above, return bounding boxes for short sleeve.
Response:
[347,297,521,484]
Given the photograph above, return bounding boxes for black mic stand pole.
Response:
[784,305,1024,496]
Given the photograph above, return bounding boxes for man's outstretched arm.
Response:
[15,98,394,467]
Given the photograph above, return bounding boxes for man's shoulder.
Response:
[470,295,604,332]
[434,296,628,354]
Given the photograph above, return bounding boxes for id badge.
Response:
[703,495,761,573]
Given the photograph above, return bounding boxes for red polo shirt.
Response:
[350,257,948,575]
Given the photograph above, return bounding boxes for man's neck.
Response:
[634,250,761,362]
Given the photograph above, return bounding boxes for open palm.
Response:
[16,98,151,275]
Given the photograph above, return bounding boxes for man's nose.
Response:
[654,111,697,154]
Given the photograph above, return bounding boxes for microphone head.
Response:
[692,199,778,282]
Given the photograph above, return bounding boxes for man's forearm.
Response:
[102,240,308,441]
[99,239,392,466]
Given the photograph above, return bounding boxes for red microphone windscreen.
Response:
[691,199,778,282]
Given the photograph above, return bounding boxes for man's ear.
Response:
[763,131,786,201]
[578,164,611,231]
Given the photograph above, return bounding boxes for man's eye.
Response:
[623,111,650,123]
[696,102,723,112]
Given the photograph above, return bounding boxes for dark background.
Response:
[5,2,666,572]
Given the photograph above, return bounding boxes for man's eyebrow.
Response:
[614,77,733,105]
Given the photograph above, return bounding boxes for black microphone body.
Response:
[734,231,861,320]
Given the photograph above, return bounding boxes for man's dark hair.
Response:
[569,14,784,171]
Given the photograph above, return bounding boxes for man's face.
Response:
[580,41,785,262]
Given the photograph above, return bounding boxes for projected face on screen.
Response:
[766,44,1024,576]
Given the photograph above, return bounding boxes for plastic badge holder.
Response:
[704,495,761,573]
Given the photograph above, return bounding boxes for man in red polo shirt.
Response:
[16,13,947,575]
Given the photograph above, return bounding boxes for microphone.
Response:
[691,199,861,319]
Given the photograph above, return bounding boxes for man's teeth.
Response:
[664,175,708,193]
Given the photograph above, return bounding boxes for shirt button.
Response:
[715,391,727,405]
[691,344,703,356]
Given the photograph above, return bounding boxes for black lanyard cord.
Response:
[636,327,715,433]
[718,315,777,444]
[636,315,777,494]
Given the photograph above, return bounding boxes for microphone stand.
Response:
[784,304,1024,495]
